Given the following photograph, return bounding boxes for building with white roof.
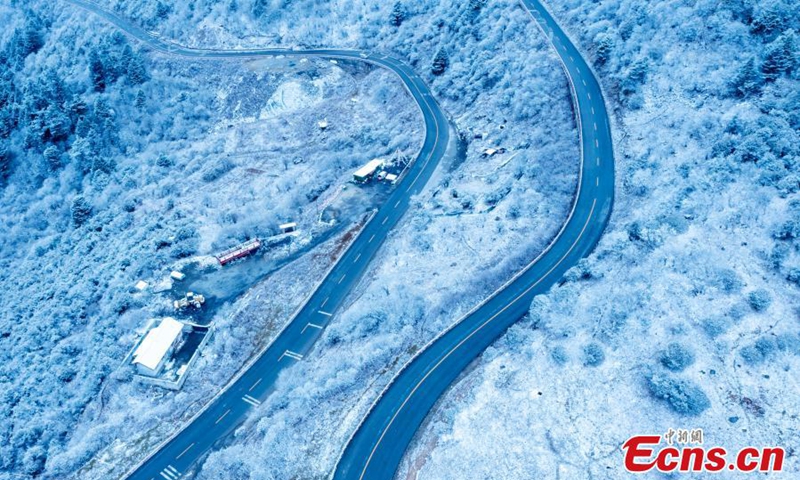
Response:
[132,317,185,377]
[353,159,383,183]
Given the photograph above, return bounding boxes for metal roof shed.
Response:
[132,318,184,376]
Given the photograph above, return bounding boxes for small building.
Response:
[134,280,149,291]
[216,238,262,266]
[318,120,329,130]
[132,317,185,377]
[279,222,297,234]
[170,271,186,281]
[353,159,383,183]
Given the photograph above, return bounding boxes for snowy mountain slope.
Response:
[0,1,422,478]
[402,0,800,478]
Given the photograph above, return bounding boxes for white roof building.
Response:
[353,159,383,182]
[132,318,184,375]
[279,222,297,232]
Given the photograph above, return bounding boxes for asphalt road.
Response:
[332,1,615,479]
[64,2,451,479]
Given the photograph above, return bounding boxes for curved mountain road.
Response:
[64,2,451,479]
[332,1,614,479]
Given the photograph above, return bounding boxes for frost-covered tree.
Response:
[89,48,107,92]
[762,30,796,81]
[71,196,92,227]
[582,342,605,367]
[747,288,772,312]
[658,343,695,372]
[390,2,406,27]
[0,141,10,182]
[646,373,710,416]
[43,145,61,171]
[730,58,764,97]
[252,0,268,18]
[593,32,614,66]
[431,48,449,76]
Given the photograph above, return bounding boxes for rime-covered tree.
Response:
[730,57,764,97]
[71,196,92,227]
[126,50,149,85]
[88,48,106,92]
[594,32,614,66]
[390,2,406,27]
[0,141,10,183]
[252,0,268,18]
[431,48,449,76]
[762,30,796,81]
[43,145,61,171]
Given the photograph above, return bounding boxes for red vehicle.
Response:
[216,238,262,266]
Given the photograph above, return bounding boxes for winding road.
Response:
[332,1,614,479]
[64,2,450,479]
[66,0,613,479]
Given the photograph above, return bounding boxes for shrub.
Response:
[646,373,710,416]
[740,336,777,365]
[747,289,772,312]
[201,157,234,182]
[659,343,695,372]
[550,345,568,365]
[582,342,605,367]
[156,153,173,168]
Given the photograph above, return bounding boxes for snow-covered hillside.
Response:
[403,0,800,478]
[0,1,423,478]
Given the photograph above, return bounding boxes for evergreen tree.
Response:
[762,30,796,81]
[71,196,92,227]
[0,141,10,183]
[432,48,449,76]
[730,57,764,97]
[252,0,268,18]
[88,49,106,92]
[594,32,614,66]
[43,145,61,171]
[126,51,149,85]
[390,2,406,27]
[134,89,146,109]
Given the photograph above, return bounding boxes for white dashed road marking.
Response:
[249,378,262,392]
[242,394,261,407]
[215,409,231,425]
[176,443,195,460]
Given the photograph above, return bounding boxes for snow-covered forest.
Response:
[400,0,800,478]
[2,0,578,478]
[0,1,424,477]
[3,0,797,478]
